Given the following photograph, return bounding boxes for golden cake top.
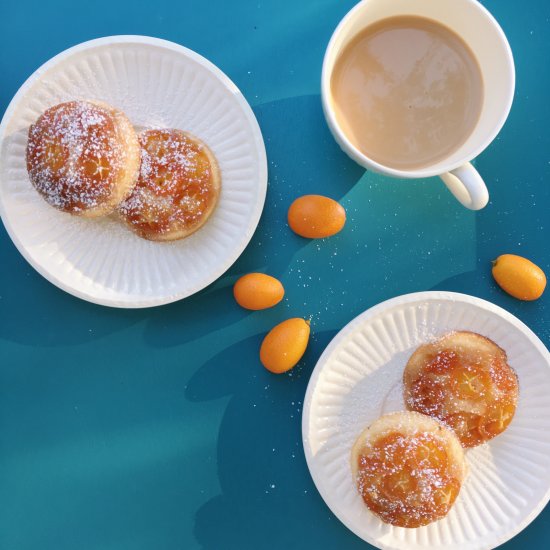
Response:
[119,129,220,241]
[26,101,128,214]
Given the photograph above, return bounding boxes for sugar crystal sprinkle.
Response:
[26,101,126,213]
[119,129,219,240]
[355,426,461,528]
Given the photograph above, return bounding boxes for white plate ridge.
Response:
[302,291,550,550]
[0,36,267,307]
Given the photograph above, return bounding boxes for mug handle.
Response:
[439,162,489,210]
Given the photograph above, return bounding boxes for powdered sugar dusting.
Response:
[26,101,126,213]
[404,331,519,447]
[355,429,461,528]
[119,129,219,240]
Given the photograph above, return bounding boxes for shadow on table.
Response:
[0,230,146,346]
[142,93,365,348]
[185,329,370,549]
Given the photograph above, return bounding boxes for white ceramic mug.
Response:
[321,0,515,210]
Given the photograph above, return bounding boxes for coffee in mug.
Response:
[330,15,484,170]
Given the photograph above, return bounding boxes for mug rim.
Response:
[321,0,516,179]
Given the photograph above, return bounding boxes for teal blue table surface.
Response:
[1,1,549,548]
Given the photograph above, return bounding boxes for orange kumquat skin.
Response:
[287,195,346,238]
[492,254,546,301]
[260,318,310,374]
[233,273,284,310]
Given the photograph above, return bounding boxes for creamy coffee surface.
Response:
[331,16,484,170]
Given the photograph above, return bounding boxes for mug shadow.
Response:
[186,330,370,549]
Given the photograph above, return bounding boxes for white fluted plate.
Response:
[302,291,550,550]
[0,36,267,307]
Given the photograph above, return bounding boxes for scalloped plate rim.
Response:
[302,291,550,550]
[0,35,267,308]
